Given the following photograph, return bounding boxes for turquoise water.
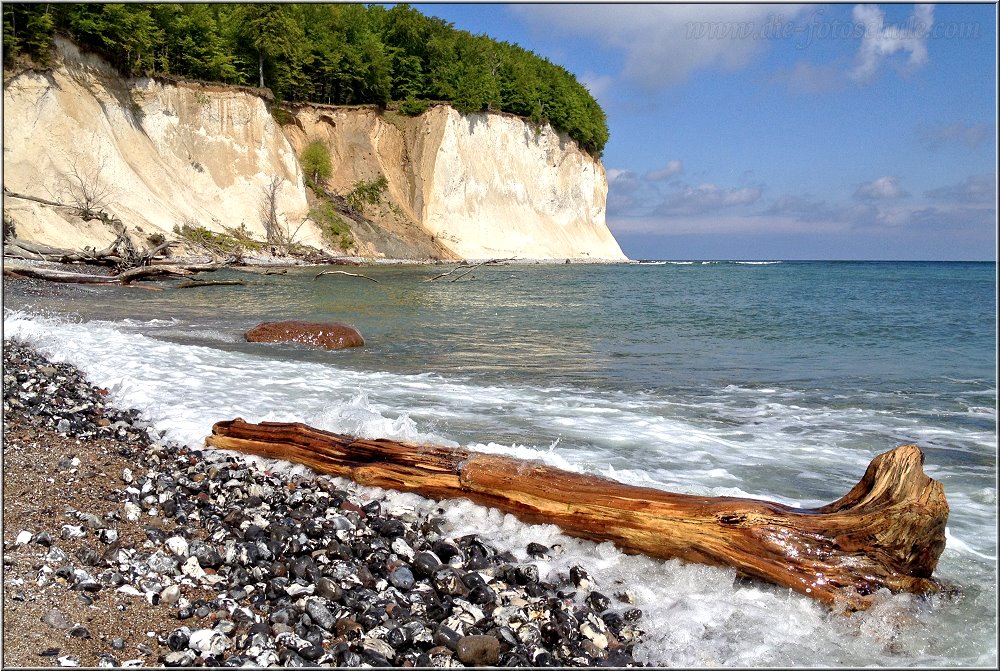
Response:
[4,260,997,666]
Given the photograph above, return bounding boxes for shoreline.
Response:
[2,338,645,667]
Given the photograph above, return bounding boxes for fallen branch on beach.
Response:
[5,235,177,270]
[314,269,379,283]
[117,265,195,283]
[3,187,148,266]
[207,419,949,611]
[174,279,247,289]
[3,260,222,285]
[423,257,515,282]
[239,267,287,275]
[5,236,129,267]
[3,264,119,284]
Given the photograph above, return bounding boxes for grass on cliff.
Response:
[309,201,354,251]
[173,222,265,258]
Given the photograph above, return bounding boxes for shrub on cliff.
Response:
[399,95,431,117]
[346,177,389,215]
[301,141,332,188]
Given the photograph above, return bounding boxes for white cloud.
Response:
[513,4,809,90]
[580,72,614,101]
[606,168,634,183]
[916,122,994,150]
[644,160,684,182]
[606,169,644,214]
[854,176,908,200]
[874,205,915,227]
[926,174,997,203]
[610,201,994,244]
[657,183,763,215]
[607,213,849,236]
[851,4,934,82]
[770,60,848,94]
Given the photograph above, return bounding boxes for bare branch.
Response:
[314,270,379,283]
[260,175,283,246]
[58,152,117,221]
[175,279,248,289]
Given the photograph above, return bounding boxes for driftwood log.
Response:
[3,261,193,284]
[2,260,229,286]
[174,279,247,289]
[5,236,131,266]
[314,269,379,283]
[424,257,515,282]
[207,419,948,611]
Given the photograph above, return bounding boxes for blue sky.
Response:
[410,2,997,260]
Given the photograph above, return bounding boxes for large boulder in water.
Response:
[245,321,364,350]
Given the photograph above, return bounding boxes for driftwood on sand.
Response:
[4,234,146,267]
[423,258,515,282]
[2,260,224,285]
[207,418,949,611]
[314,269,379,283]
[174,279,247,289]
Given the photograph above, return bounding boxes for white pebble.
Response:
[188,629,232,655]
[160,585,181,606]
[60,525,86,540]
[181,556,206,579]
[391,537,415,561]
[165,536,189,557]
[123,502,141,522]
[580,621,609,649]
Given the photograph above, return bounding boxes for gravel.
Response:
[3,338,646,666]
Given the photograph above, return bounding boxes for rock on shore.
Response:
[245,321,365,351]
[2,339,645,667]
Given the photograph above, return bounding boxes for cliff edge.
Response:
[3,38,627,262]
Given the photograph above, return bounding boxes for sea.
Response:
[3,259,996,667]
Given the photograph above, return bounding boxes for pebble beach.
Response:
[2,338,645,667]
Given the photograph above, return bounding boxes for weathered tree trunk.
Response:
[207,419,949,611]
[3,260,219,285]
[4,238,125,266]
[314,270,379,283]
[174,279,247,289]
[2,264,118,284]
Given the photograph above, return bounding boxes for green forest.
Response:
[2,2,609,156]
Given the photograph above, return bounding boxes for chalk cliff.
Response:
[282,105,626,261]
[3,38,315,254]
[3,38,627,262]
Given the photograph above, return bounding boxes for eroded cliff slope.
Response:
[3,38,627,261]
[283,105,627,261]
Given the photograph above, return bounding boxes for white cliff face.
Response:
[284,105,627,261]
[3,38,315,251]
[4,39,626,261]
[418,106,626,261]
